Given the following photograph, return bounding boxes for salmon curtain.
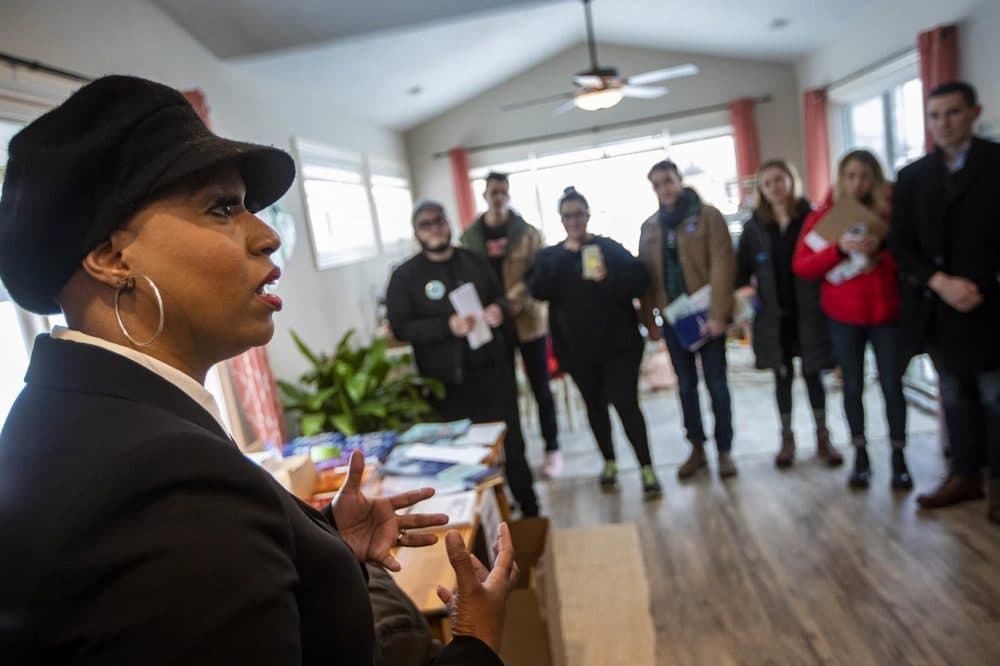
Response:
[802,88,832,204]
[918,25,960,151]
[183,88,288,446]
[729,98,761,206]
[448,147,477,229]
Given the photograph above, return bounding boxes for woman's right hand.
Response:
[735,286,756,301]
[437,522,518,654]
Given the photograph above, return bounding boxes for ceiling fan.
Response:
[502,0,699,114]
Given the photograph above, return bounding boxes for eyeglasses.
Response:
[560,211,588,221]
[415,216,448,231]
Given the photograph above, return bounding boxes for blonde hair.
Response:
[753,159,803,223]
[835,150,889,216]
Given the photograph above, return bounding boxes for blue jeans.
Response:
[935,365,1000,480]
[662,326,733,452]
[827,320,907,444]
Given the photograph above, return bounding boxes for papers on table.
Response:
[397,419,471,444]
[403,443,493,465]
[452,422,506,447]
[449,282,493,350]
[405,490,480,532]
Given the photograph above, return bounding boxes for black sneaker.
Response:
[891,449,913,490]
[641,466,662,500]
[848,446,871,489]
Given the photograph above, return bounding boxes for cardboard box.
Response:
[273,453,318,500]
[811,195,888,244]
[509,517,549,589]
[499,588,553,666]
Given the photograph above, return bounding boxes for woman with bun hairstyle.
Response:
[526,187,662,498]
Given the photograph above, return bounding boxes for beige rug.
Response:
[545,522,656,666]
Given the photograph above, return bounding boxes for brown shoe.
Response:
[774,432,795,468]
[990,480,1000,525]
[816,429,843,467]
[677,443,707,480]
[916,475,985,509]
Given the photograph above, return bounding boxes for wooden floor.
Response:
[539,432,1000,665]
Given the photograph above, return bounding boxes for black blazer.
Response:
[889,137,1000,372]
[0,336,501,665]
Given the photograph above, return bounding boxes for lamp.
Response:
[574,88,624,111]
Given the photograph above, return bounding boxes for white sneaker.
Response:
[543,450,563,478]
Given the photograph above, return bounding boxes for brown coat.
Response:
[638,198,736,340]
[460,213,548,342]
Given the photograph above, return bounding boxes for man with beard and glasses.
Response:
[386,200,539,517]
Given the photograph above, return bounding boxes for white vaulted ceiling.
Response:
[153,0,881,129]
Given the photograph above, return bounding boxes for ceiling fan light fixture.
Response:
[574,88,624,111]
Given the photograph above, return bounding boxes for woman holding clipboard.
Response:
[792,149,912,491]
[526,187,662,498]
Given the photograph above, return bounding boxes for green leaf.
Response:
[290,329,320,367]
[330,413,357,436]
[355,402,388,418]
[346,372,369,404]
[300,413,327,437]
[306,387,337,412]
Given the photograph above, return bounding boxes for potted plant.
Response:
[278,329,444,437]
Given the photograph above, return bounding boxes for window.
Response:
[832,52,924,174]
[470,129,739,254]
[295,140,378,269]
[369,156,415,256]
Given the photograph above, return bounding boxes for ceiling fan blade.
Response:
[573,74,603,89]
[553,99,578,115]
[621,85,668,99]
[626,64,699,86]
[501,91,575,112]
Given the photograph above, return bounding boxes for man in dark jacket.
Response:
[889,81,1000,524]
[462,172,562,477]
[386,200,539,517]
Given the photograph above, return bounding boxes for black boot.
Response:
[848,443,870,489]
[891,446,913,490]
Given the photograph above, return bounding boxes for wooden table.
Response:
[387,423,512,641]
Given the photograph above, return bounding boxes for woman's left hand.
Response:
[331,450,449,571]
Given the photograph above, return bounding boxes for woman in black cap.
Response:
[0,76,512,665]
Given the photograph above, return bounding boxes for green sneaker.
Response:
[641,465,663,499]
[599,461,618,491]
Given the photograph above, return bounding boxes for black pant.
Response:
[828,320,907,444]
[774,318,826,418]
[662,325,733,452]
[434,362,539,516]
[932,359,1000,481]
[516,336,559,451]
[568,347,653,467]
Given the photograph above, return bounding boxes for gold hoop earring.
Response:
[114,274,164,347]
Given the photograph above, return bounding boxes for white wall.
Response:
[797,0,1000,129]
[0,0,409,384]
[405,42,804,220]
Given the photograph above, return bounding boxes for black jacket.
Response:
[525,235,649,370]
[0,336,500,665]
[736,200,834,374]
[889,137,1000,372]
[386,248,509,385]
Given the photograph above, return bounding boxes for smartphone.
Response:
[582,244,604,279]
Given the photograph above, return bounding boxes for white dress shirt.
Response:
[51,326,232,439]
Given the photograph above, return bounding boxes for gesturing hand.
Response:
[331,450,448,571]
[437,523,519,655]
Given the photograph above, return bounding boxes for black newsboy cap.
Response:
[0,74,296,314]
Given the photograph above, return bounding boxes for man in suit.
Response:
[890,81,1000,524]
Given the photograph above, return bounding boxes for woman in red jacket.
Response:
[793,149,912,491]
